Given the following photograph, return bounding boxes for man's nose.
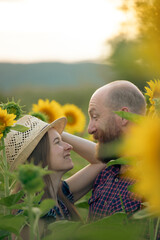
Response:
[88,120,96,134]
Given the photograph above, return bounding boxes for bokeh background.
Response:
[1,0,159,116]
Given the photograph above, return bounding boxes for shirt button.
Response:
[115,178,119,183]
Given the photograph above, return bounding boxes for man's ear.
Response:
[121,107,129,126]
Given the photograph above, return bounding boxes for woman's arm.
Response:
[65,162,106,202]
[62,132,106,202]
[62,132,99,163]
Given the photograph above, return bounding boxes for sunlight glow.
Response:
[0,0,130,63]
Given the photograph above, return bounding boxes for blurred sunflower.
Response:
[32,99,64,123]
[30,111,48,122]
[85,134,95,142]
[120,116,160,215]
[62,104,86,134]
[145,79,160,114]
[0,107,17,139]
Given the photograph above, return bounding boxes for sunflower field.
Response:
[0,79,160,240]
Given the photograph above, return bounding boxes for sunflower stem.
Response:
[27,193,35,240]
[2,137,10,213]
[1,137,12,240]
[149,218,154,240]
[154,217,160,240]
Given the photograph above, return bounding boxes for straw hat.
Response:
[5,115,67,171]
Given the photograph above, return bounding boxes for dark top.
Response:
[43,180,74,220]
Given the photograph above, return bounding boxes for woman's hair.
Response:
[27,132,50,168]
[27,132,54,200]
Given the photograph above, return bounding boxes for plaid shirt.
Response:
[88,165,141,221]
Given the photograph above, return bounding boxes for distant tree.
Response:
[107,0,160,91]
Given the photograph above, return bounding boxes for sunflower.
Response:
[30,111,48,122]
[2,100,24,120]
[0,107,17,138]
[0,133,3,140]
[145,79,160,114]
[62,104,86,134]
[84,133,95,142]
[120,116,160,215]
[32,99,64,123]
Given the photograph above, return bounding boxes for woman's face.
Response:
[47,128,74,173]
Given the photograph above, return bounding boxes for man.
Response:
[62,80,146,221]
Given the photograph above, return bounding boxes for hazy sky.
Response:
[0,0,134,63]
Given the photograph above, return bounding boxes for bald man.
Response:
[62,80,146,221]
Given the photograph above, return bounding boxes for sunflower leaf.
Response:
[114,111,143,123]
[133,208,154,219]
[10,124,29,132]
[0,215,26,235]
[107,157,131,167]
[0,190,24,207]
[0,146,5,151]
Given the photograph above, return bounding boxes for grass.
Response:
[0,85,97,116]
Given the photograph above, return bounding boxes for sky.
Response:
[0,0,135,63]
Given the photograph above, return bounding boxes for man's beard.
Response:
[96,117,122,144]
[94,117,122,163]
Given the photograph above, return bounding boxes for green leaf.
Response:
[0,190,24,207]
[8,202,26,210]
[114,111,143,123]
[0,215,26,235]
[133,208,154,219]
[107,157,131,167]
[0,146,5,151]
[77,213,145,240]
[11,124,29,132]
[39,199,55,217]
[75,199,89,209]
[0,229,10,239]
[33,191,44,205]
[127,184,136,193]
[44,220,81,240]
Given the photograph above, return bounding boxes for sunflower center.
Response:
[66,113,76,125]
[0,116,5,126]
[42,109,54,122]
[7,107,17,115]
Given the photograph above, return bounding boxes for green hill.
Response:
[0,61,116,113]
[0,61,115,92]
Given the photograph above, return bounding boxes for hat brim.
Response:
[10,117,67,171]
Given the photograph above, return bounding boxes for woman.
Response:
[5,115,105,222]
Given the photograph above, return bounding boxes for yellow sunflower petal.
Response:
[120,116,160,215]
[0,107,16,136]
[62,104,86,134]
[32,99,64,123]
